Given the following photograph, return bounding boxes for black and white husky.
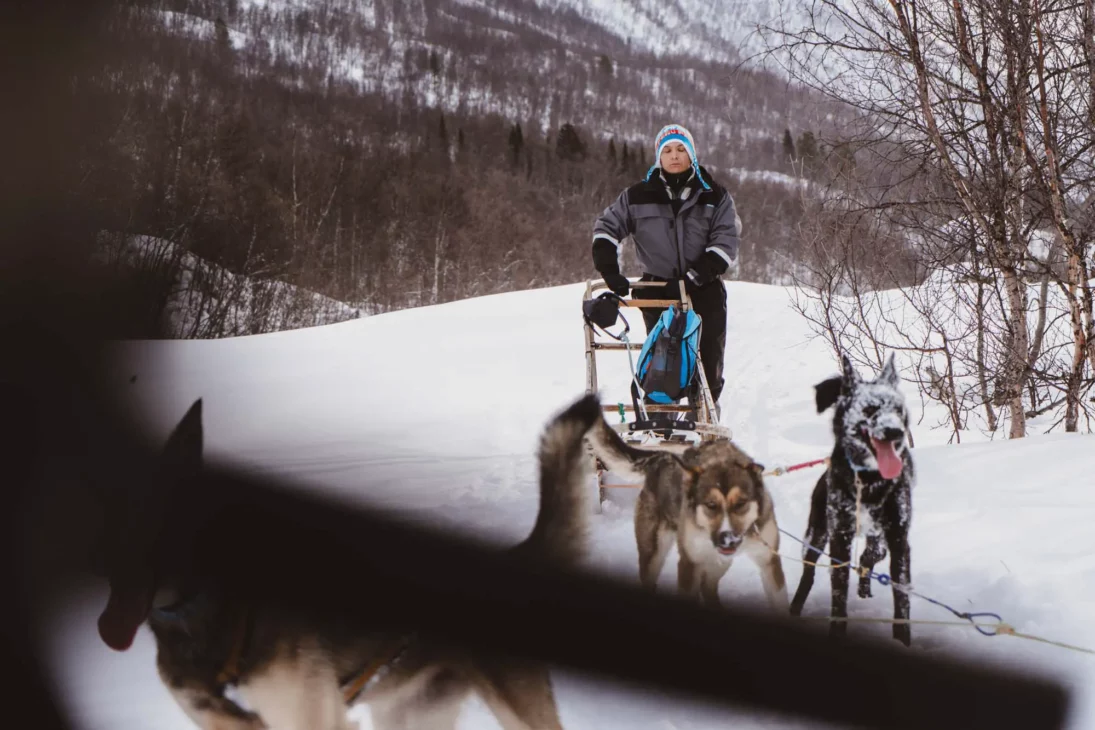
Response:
[789,353,916,646]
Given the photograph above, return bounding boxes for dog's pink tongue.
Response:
[98,587,148,652]
[871,438,903,480]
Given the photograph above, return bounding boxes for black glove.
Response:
[592,237,629,296]
[686,250,730,288]
[602,271,630,297]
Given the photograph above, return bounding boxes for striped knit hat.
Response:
[646,123,710,190]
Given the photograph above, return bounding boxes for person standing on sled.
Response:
[591,123,741,418]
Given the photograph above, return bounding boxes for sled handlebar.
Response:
[590,278,692,309]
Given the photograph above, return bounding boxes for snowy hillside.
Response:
[95,233,364,338]
[532,0,799,64]
[40,279,1095,729]
[169,0,830,148]
[96,0,835,315]
[234,0,796,64]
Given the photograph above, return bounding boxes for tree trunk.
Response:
[432,222,445,306]
[975,271,998,431]
[1065,249,1088,431]
[942,341,963,440]
[1002,265,1029,438]
[1084,273,1095,378]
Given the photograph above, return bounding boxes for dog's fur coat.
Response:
[585,416,788,611]
[95,394,603,730]
[789,353,916,646]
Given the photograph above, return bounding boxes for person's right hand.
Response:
[602,272,630,297]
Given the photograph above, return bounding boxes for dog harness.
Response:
[340,633,418,703]
[215,603,253,687]
[154,596,415,706]
[216,606,416,705]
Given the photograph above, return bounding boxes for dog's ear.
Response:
[878,352,900,387]
[677,451,704,482]
[840,353,861,387]
[678,449,699,470]
[746,461,766,492]
[814,376,843,414]
[162,398,204,477]
[97,398,205,654]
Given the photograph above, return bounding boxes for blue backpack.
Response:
[634,305,702,404]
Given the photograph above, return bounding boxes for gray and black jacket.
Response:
[591,165,741,280]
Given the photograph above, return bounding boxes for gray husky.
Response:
[95,394,602,730]
[789,353,916,646]
[585,415,788,611]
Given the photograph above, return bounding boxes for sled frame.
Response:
[583,278,732,505]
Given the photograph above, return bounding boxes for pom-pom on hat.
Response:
[646,123,710,190]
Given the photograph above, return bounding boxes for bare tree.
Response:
[765,0,1094,436]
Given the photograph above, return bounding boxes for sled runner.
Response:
[582,278,732,504]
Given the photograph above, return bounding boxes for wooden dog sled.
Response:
[582,278,731,504]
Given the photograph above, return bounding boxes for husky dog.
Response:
[95,394,602,730]
[789,353,915,646]
[585,416,788,611]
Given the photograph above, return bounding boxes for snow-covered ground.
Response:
[38,280,1095,729]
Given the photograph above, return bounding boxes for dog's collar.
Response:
[148,593,254,695]
[216,604,253,688]
[154,599,416,705]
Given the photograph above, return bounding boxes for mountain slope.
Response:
[85,0,841,321]
[531,0,795,64]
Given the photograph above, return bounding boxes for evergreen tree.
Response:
[508,123,524,168]
[782,128,796,161]
[556,123,586,162]
[437,114,449,164]
[453,127,466,166]
[797,130,818,165]
[828,142,857,178]
[215,16,234,66]
[597,54,613,77]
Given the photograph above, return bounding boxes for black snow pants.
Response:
[631,273,727,405]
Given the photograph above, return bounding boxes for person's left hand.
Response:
[685,267,709,288]
[685,251,728,288]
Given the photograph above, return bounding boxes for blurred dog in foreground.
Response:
[95,395,602,730]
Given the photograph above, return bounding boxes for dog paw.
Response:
[894,626,911,647]
[857,582,872,599]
